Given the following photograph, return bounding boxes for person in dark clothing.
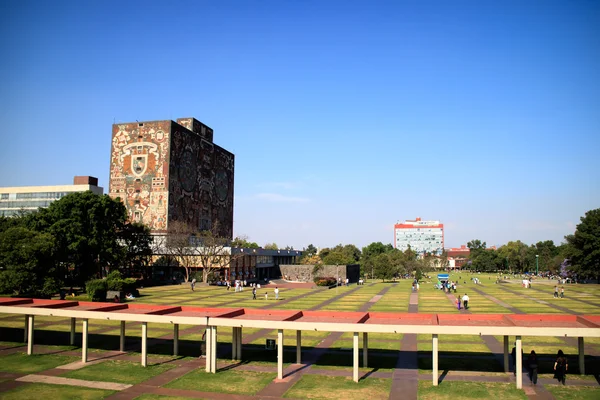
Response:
[252,286,257,300]
[554,349,568,385]
[528,350,538,384]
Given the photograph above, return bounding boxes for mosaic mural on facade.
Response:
[168,123,234,239]
[109,121,171,232]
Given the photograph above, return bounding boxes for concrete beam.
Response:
[363,332,368,368]
[141,322,148,367]
[232,326,237,360]
[503,335,509,373]
[82,319,89,363]
[23,315,29,344]
[210,326,217,373]
[516,335,522,389]
[278,329,284,380]
[205,327,212,373]
[173,324,179,357]
[353,332,359,383]
[432,334,439,386]
[26,315,34,355]
[237,326,242,361]
[120,321,126,352]
[296,330,301,364]
[578,337,585,375]
[70,318,76,345]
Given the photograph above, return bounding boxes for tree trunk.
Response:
[203,268,209,284]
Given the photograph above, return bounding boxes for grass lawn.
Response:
[545,384,600,400]
[284,374,391,400]
[134,395,207,400]
[166,368,276,395]
[0,352,79,374]
[0,383,114,400]
[418,380,527,399]
[63,360,176,384]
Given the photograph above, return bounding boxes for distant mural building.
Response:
[394,217,444,255]
[109,117,234,238]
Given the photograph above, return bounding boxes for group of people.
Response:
[252,286,279,300]
[554,285,566,298]
[512,347,568,385]
[456,293,469,310]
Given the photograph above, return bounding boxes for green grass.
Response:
[417,380,527,399]
[284,374,391,400]
[0,383,114,400]
[0,352,79,373]
[63,360,176,384]
[134,395,207,400]
[166,368,276,395]
[545,384,600,400]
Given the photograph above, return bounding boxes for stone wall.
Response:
[279,264,360,283]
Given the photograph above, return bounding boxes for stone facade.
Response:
[109,117,234,238]
[279,264,360,283]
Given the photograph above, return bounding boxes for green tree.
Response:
[566,209,600,282]
[264,243,279,250]
[304,244,318,256]
[28,191,128,284]
[0,227,58,297]
[231,236,260,248]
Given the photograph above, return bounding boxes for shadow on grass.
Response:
[1,326,597,378]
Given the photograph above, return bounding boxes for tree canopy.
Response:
[565,208,600,281]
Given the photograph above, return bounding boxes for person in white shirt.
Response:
[462,293,470,309]
[274,287,279,300]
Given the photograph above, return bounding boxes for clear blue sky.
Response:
[1,0,598,250]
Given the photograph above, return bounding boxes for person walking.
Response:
[274,287,279,300]
[191,278,196,291]
[560,286,565,299]
[456,296,461,310]
[252,286,256,300]
[462,293,469,310]
[553,350,568,385]
[528,350,538,385]
[554,285,559,298]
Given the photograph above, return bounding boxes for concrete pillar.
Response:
[296,330,302,364]
[23,315,29,343]
[277,329,284,380]
[232,327,238,360]
[141,322,148,367]
[82,319,89,363]
[432,334,439,386]
[173,324,179,357]
[363,332,368,368]
[210,326,217,373]
[119,321,126,352]
[353,332,359,382]
[205,327,212,373]
[578,337,585,375]
[70,318,76,345]
[516,336,522,389]
[26,315,34,355]
[503,335,509,373]
[238,327,242,360]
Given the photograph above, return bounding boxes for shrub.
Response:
[122,278,139,296]
[86,279,107,302]
[314,276,337,287]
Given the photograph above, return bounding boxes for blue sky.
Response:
[1,0,598,250]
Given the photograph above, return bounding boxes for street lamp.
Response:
[535,255,539,276]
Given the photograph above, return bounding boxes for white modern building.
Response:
[394,217,444,255]
[0,176,103,217]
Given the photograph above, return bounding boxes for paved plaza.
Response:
[1,275,599,399]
